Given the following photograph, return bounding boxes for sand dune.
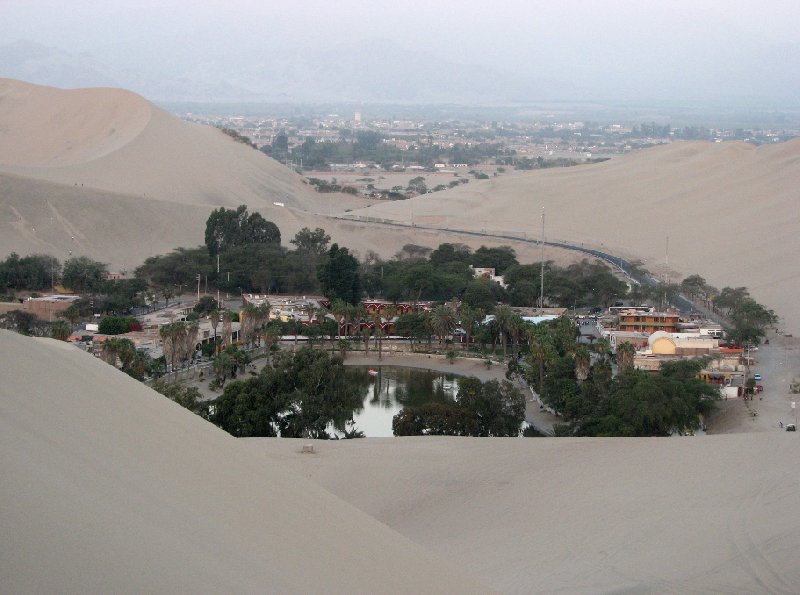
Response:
[0,78,586,270]
[250,435,800,594]
[0,330,487,593]
[349,140,800,331]
[0,78,338,211]
[6,76,796,324]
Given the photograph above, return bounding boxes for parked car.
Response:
[754,373,763,381]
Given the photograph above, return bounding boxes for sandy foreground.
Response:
[0,330,488,594]
[247,433,800,594]
[4,329,800,593]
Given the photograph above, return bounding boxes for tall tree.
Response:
[318,244,361,305]
[62,256,107,293]
[429,305,457,345]
[205,205,280,256]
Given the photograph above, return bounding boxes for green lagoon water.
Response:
[345,366,461,437]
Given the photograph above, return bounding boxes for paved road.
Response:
[335,215,707,316]
[706,332,800,433]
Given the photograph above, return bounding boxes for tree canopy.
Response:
[318,243,361,304]
[211,348,362,438]
[204,205,281,256]
[392,377,525,437]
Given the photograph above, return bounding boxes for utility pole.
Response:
[540,207,545,309]
[196,274,201,302]
[217,253,220,306]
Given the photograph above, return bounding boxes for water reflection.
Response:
[345,366,460,437]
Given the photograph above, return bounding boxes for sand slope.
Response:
[0,330,487,593]
[0,78,388,268]
[249,435,800,594]
[349,140,800,331]
[0,78,579,270]
[0,78,323,209]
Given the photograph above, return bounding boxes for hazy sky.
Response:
[5,0,800,104]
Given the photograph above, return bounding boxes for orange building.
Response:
[617,311,679,334]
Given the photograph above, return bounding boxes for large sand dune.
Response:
[250,435,800,593]
[0,78,583,270]
[0,78,384,268]
[4,76,797,328]
[0,330,486,593]
[348,140,800,331]
[0,78,321,209]
[4,327,798,593]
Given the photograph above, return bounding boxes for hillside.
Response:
[250,434,800,593]
[3,328,798,593]
[347,140,800,331]
[0,330,485,593]
[0,78,377,268]
[0,78,584,270]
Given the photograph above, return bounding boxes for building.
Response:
[470,266,506,288]
[617,310,679,334]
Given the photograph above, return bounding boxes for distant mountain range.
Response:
[0,39,575,104]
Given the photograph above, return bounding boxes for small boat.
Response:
[368,369,379,377]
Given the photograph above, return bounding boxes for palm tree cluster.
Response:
[160,321,199,374]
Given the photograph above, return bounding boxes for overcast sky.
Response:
[5,0,800,105]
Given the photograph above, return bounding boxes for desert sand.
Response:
[0,330,487,594]
[0,78,585,270]
[4,329,799,593]
[346,139,800,332]
[3,77,798,328]
[247,432,800,593]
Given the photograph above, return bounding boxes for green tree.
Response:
[211,348,361,438]
[472,246,518,275]
[62,256,107,293]
[429,304,457,345]
[456,377,526,436]
[462,278,499,311]
[98,315,137,335]
[617,342,636,372]
[50,320,71,341]
[290,227,331,255]
[394,312,428,351]
[491,305,517,358]
[458,304,483,352]
[194,296,219,315]
[318,244,361,304]
[204,205,280,256]
[151,379,208,417]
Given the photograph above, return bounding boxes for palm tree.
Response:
[330,299,352,338]
[161,285,174,308]
[507,314,527,359]
[59,304,80,326]
[527,326,554,399]
[372,306,396,360]
[594,337,611,361]
[430,304,457,345]
[617,341,637,372]
[221,311,232,347]
[574,345,591,382]
[492,304,516,359]
[209,310,220,353]
[458,304,483,352]
[50,320,71,341]
[212,351,234,387]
